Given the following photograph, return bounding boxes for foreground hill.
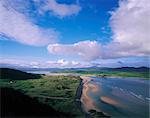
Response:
[0,69,83,117]
[1,87,67,117]
[0,68,41,80]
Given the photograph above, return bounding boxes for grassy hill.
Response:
[0,68,83,117]
[1,87,67,117]
[0,68,41,80]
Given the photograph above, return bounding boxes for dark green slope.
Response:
[1,87,67,117]
[0,68,41,80]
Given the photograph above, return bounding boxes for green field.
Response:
[95,71,149,79]
[0,75,83,117]
[58,69,149,79]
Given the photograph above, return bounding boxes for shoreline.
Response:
[95,75,149,80]
[79,75,149,117]
[78,76,110,117]
[75,78,84,115]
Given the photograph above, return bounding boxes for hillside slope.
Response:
[1,87,67,117]
[0,68,41,80]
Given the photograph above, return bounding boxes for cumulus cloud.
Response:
[1,0,149,63]
[40,0,81,18]
[0,58,83,68]
[47,59,81,68]
[47,40,102,61]
[0,0,59,46]
[47,0,150,61]
[1,57,149,68]
[108,0,150,57]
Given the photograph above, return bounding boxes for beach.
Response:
[79,76,149,118]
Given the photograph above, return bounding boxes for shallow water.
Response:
[80,77,149,118]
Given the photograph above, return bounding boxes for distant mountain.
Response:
[107,67,149,72]
[53,66,149,73]
[0,66,149,73]
[0,68,41,80]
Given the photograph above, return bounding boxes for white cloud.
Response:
[40,0,81,18]
[0,0,59,46]
[1,0,149,64]
[47,59,81,68]
[30,61,40,68]
[1,57,148,68]
[0,58,83,68]
[109,0,150,57]
[47,40,102,61]
[47,0,150,60]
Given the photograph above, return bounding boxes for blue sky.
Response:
[0,0,149,68]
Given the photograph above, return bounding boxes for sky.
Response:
[0,0,150,68]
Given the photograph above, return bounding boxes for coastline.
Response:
[75,78,84,114]
[95,75,149,80]
[79,75,149,118]
[78,76,110,117]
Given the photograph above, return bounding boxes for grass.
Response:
[0,68,41,80]
[0,75,83,117]
[95,71,149,79]
[59,70,149,79]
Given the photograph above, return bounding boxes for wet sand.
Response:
[80,76,109,116]
[100,96,119,106]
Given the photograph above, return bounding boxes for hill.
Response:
[0,68,41,80]
[1,87,67,117]
[106,67,149,72]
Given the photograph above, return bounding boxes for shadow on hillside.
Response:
[0,87,68,118]
[0,68,42,80]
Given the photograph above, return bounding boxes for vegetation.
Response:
[0,67,149,117]
[1,88,68,117]
[95,71,149,79]
[57,67,149,79]
[0,69,83,117]
[0,68,41,80]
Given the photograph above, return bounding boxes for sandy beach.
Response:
[80,76,107,115]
